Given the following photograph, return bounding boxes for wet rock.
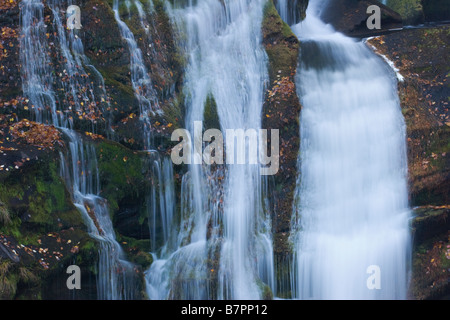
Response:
[368,26,450,207]
[321,0,403,37]
[262,1,302,298]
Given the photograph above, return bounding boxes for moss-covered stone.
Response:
[116,234,153,269]
[369,26,450,207]
[94,138,149,213]
[409,207,450,300]
[261,0,302,298]
[0,155,84,244]
[386,0,424,24]
[203,93,220,130]
[0,147,99,299]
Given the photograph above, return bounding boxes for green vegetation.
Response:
[203,93,220,130]
[0,158,84,244]
[386,0,423,24]
[95,139,149,213]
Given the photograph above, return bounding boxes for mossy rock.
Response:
[0,148,99,299]
[386,0,424,24]
[0,154,85,244]
[412,207,450,245]
[117,234,153,269]
[203,93,220,130]
[261,0,301,241]
[94,138,150,213]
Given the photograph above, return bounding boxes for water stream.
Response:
[145,0,275,300]
[18,0,412,300]
[19,0,138,300]
[287,0,411,299]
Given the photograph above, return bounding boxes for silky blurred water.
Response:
[289,0,411,299]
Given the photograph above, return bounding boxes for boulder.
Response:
[321,0,403,37]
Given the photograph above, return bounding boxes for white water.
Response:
[112,0,160,150]
[289,0,411,299]
[20,0,58,125]
[48,0,111,132]
[20,0,137,299]
[146,0,275,300]
[59,129,139,300]
[275,0,303,25]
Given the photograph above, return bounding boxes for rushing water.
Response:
[20,0,58,125]
[18,0,412,300]
[145,0,275,300]
[288,0,411,299]
[19,0,138,299]
[112,0,160,150]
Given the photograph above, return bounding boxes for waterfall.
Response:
[288,0,411,299]
[112,0,160,150]
[59,129,139,300]
[148,156,176,253]
[145,0,275,300]
[19,0,58,125]
[275,0,305,25]
[19,0,138,299]
[47,0,111,132]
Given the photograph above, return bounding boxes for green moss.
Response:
[116,234,153,269]
[98,65,136,109]
[262,0,299,80]
[0,200,11,226]
[27,162,82,230]
[0,154,84,245]
[203,93,220,130]
[0,258,42,300]
[386,0,423,24]
[161,94,185,128]
[76,238,100,276]
[95,139,148,212]
[256,278,273,300]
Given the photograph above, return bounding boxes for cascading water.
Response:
[288,0,411,299]
[59,129,139,300]
[19,0,138,299]
[275,0,305,25]
[145,0,275,300]
[19,0,58,125]
[48,0,110,132]
[112,0,160,150]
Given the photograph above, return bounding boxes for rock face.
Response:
[262,0,302,298]
[0,0,447,300]
[368,25,450,299]
[384,0,450,25]
[369,26,450,208]
[384,0,424,25]
[0,0,180,299]
[321,0,403,37]
[421,0,450,23]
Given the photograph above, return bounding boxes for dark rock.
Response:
[0,242,19,263]
[368,26,450,207]
[412,207,450,245]
[422,0,450,23]
[262,1,302,298]
[409,207,450,300]
[321,0,403,37]
[115,206,150,240]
